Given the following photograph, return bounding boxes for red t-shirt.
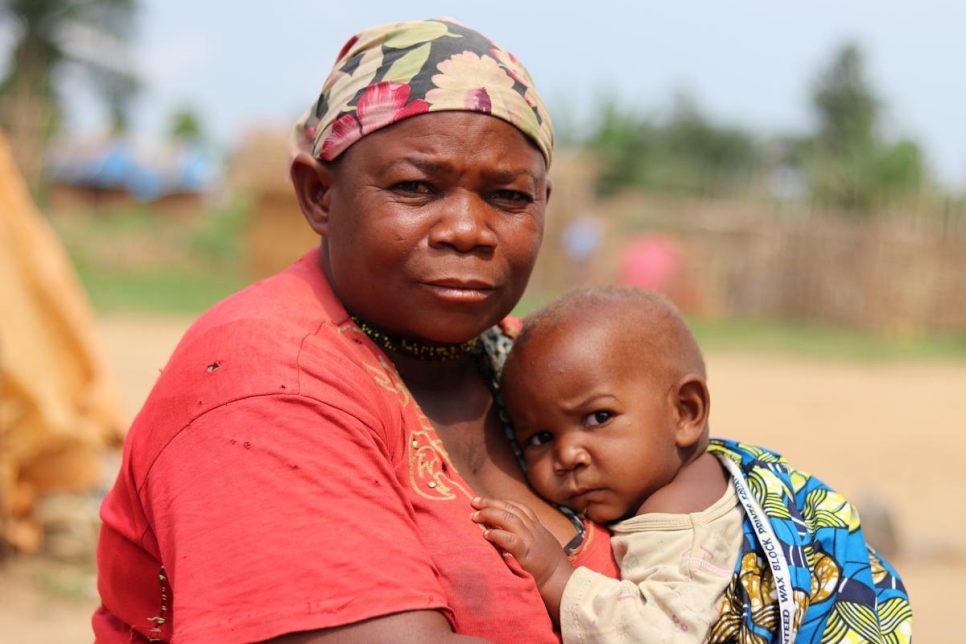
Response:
[94,249,619,643]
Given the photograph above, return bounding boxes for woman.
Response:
[94,18,619,643]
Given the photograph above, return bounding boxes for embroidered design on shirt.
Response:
[146,565,169,642]
[408,409,473,501]
[342,322,470,501]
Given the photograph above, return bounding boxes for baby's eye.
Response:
[525,431,553,447]
[585,410,613,427]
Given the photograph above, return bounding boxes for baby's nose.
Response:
[555,439,591,472]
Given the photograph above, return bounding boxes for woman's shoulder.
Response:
[166,255,353,386]
[185,249,340,340]
[128,254,400,453]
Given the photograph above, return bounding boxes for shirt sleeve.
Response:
[142,393,450,644]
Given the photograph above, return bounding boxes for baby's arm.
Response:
[470,497,573,626]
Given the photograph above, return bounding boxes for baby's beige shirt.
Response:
[560,481,744,643]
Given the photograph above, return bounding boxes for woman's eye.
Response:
[492,189,533,204]
[394,181,432,194]
[585,410,612,427]
[525,431,553,447]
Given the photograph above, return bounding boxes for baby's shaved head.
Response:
[505,286,706,386]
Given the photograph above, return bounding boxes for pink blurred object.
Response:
[618,235,683,290]
[616,235,701,313]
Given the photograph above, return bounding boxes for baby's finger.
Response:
[478,525,528,560]
[471,496,514,511]
[471,497,539,522]
[471,505,532,533]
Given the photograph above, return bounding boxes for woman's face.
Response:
[317,112,548,343]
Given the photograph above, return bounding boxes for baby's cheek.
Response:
[528,463,559,498]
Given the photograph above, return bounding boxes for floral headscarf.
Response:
[293,17,553,166]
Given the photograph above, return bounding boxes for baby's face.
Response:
[503,322,683,523]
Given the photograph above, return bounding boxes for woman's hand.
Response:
[471,497,574,625]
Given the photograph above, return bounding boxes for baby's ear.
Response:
[673,375,709,448]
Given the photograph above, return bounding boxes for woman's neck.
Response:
[350,314,479,361]
[347,311,487,395]
[390,350,482,395]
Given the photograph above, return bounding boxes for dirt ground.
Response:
[2,314,964,642]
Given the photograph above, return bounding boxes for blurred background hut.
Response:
[227,127,318,277]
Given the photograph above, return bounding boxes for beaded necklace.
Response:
[350,314,480,361]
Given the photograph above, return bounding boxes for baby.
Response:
[471,286,912,644]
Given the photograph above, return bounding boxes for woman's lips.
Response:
[422,279,495,302]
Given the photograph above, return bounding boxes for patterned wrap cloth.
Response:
[292,17,553,165]
[707,439,913,644]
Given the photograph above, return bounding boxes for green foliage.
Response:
[588,98,658,196]
[802,42,929,212]
[875,139,924,194]
[186,197,251,263]
[75,263,253,315]
[812,43,878,153]
[54,199,256,315]
[585,92,761,198]
[573,41,938,212]
[169,106,205,143]
[0,0,140,186]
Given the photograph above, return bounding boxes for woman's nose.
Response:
[429,192,497,252]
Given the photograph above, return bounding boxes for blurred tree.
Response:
[0,0,140,189]
[813,43,877,154]
[579,43,934,210]
[169,106,205,144]
[805,42,927,212]
[653,93,759,197]
[876,139,924,194]
[586,92,760,199]
[587,95,658,196]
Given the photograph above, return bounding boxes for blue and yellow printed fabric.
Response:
[707,439,912,644]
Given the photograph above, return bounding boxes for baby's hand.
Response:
[470,497,573,593]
